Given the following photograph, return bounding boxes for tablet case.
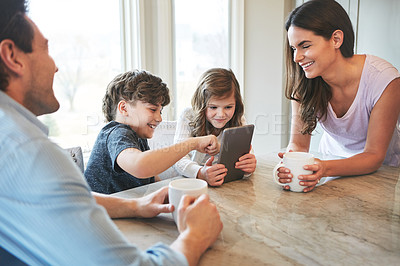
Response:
[217,124,255,183]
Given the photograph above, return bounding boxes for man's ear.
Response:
[0,40,24,76]
[117,100,129,116]
[331,30,344,49]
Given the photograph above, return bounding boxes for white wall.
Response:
[357,0,400,70]
[243,0,293,155]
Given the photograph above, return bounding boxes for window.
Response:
[173,0,230,116]
[28,0,237,157]
[29,0,121,155]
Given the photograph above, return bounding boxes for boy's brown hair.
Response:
[102,70,170,122]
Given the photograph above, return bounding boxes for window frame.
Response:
[120,0,244,120]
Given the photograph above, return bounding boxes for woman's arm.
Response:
[317,78,400,176]
[279,78,399,192]
[296,78,400,192]
[284,100,312,154]
[277,100,312,189]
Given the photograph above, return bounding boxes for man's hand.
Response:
[135,186,174,218]
[170,193,222,266]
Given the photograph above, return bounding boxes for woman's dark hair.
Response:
[102,70,170,122]
[190,68,244,137]
[285,0,354,134]
[0,0,33,91]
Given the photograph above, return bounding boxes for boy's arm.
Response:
[173,108,203,178]
[117,135,219,178]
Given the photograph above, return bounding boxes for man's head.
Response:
[0,0,59,116]
[0,0,32,91]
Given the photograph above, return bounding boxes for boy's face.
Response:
[125,100,163,139]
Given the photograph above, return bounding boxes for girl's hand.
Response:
[298,158,324,192]
[198,156,227,186]
[235,153,257,174]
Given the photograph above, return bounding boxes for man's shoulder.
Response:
[0,106,47,150]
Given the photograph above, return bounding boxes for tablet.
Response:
[217,124,255,183]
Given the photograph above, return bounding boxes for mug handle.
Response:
[272,162,286,186]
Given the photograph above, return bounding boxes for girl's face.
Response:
[205,92,236,129]
[287,26,337,79]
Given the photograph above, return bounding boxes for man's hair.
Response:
[0,0,33,91]
[102,70,170,122]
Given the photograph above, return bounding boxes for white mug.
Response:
[168,178,208,225]
[272,152,314,192]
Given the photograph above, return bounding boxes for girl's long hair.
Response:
[285,0,354,134]
[190,68,244,137]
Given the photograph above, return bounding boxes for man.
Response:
[0,0,222,265]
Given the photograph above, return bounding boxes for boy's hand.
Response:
[194,135,220,155]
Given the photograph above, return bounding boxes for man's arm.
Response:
[93,187,223,266]
[170,194,223,266]
[92,186,174,218]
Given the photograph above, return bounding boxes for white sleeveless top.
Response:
[318,55,400,167]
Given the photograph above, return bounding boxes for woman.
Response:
[278,0,400,192]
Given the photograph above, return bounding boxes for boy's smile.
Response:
[117,100,162,139]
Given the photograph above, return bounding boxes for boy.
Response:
[85,70,219,194]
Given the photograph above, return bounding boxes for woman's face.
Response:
[205,92,236,129]
[287,26,337,79]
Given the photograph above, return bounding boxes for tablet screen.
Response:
[217,124,255,183]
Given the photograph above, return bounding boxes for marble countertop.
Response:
[113,154,400,265]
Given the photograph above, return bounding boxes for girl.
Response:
[174,68,257,186]
[277,0,400,192]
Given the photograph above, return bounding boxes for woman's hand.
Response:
[197,156,227,186]
[235,153,257,174]
[277,150,324,192]
[277,150,293,190]
[298,158,325,192]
